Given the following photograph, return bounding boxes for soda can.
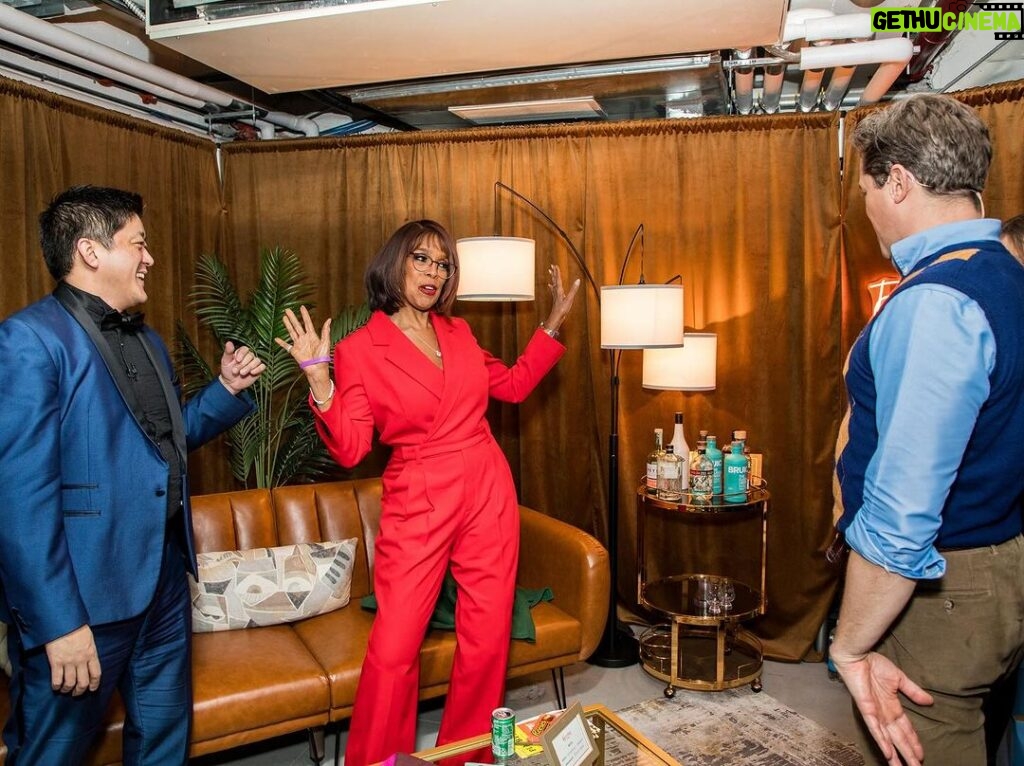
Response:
[491,707,515,759]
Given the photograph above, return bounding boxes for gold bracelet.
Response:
[310,379,335,406]
[539,322,560,339]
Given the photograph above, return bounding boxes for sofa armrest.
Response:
[516,506,610,662]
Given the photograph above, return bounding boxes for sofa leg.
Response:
[308,726,326,764]
[551,667,567,709]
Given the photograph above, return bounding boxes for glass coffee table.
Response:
[413,704,679,766]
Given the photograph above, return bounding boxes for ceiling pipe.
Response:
[0,27,206,109]
[798,68,825,112]
[859,58,911,104]
[800,37,914,70]
[907,0,961,82]
[110,0,146,22]
[264,110,319,138]
[0,51,214,135]
[760,62,786,114]
[0,4,320,138]
[0,4,235,106]
[799,39,833,113]
[804,13,872,43]
[732,48,754,115]
[783,8,836,43]
[823,65,857,111]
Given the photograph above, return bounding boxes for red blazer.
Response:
[312,310,563,472]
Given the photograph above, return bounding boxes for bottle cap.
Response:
[733,429,747,440]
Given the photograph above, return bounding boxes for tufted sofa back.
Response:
[189,478,385,600]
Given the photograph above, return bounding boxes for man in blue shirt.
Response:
[830,94,1024,766]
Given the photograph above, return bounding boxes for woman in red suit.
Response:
[278,220,579,766]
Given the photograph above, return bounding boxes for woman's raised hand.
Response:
[542,264,581,335]
[276,306,332,375]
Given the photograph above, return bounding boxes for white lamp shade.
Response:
[642,333,717,391]
[600,284,684,349]
[455,236,535,301]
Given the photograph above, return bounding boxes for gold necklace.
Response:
[406,327,442,358]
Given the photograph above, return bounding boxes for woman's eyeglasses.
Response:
[409,251,456,279]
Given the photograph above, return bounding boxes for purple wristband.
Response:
[299,356,332,369]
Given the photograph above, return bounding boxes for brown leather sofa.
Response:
[0,477,609,764]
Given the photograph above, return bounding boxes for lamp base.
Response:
[587,620,639,668]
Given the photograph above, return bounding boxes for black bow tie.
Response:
[101,310,144,332]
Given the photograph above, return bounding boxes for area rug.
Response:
[614,688,865,766]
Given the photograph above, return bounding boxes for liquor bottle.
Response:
[689,440,713,500]
[669,412,690,491]
[724,441,750,503]
[732,429,752,488]
[645,428,665,496]
[657,445,683,502]
[706,435,723,496]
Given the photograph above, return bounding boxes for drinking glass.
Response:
[720,579,736,611]
[693,577,722,615]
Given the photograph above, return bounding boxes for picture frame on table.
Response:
[540,701,598,766]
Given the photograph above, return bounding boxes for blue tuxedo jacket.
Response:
[0,293,253,651]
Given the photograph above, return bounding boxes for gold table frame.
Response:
[636,482,769,695]
[413,704,680,765]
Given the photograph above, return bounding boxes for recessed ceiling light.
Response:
[448,96,606,125]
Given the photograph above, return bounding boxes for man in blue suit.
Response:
[0,186,266,764]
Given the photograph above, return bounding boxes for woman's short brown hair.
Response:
[364,220,460,316]
[1001,214,1024,264]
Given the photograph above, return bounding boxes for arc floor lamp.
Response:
[455,181,685,667]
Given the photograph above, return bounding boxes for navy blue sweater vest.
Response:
[836,240,1024,549]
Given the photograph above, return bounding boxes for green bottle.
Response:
[724,441,749,503]
[706,435,723,496]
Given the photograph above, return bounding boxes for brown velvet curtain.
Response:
[3,74,1021,660]
[221,113,843,659]
[0,77,226,490]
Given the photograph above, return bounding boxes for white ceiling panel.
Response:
[148,0,789,94]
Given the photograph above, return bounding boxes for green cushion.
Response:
[360,571,553,642]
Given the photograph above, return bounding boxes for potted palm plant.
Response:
[177,246,369,488]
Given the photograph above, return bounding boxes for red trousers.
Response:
[344,437,520,766]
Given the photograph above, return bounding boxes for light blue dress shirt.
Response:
[844,218,1001,579]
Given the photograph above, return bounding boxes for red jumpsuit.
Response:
[312,310,564,766]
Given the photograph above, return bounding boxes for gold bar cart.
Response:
[636,481,769,696]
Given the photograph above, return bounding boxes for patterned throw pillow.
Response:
[189,539,358,632]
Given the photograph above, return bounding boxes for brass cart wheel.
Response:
[752,678,762,693]
[664,685,676,698]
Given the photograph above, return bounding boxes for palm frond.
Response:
[331,303,371,344]
[250,247,313,353]
[181,246,367,488]
[192,254,252,346]
[226,413,263,485]
[175,320,214,399]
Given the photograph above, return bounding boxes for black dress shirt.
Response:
[56,283,183,520]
